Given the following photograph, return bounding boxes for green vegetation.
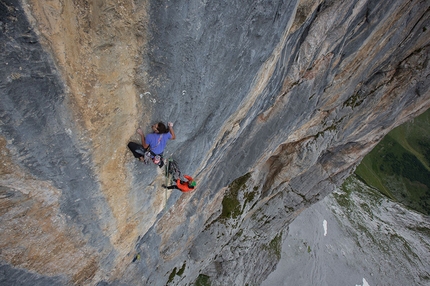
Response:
[219,173,251,222]
[167,262,186,284]
[315,123,337,138]
[206,174,259,230]
[177,262,186,276]
[194,274,211,286]
[315,117,343,138]
[407,226,430,237]
[338,177,398,255]
[263,233,282,260]
[343,90,365,108]
[335,178,355,208]
[355,109,430,215]
[167,268,177,284]
[242,186,256,210]
[360,202,373,219]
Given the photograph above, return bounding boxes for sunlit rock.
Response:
[0,0,429,285]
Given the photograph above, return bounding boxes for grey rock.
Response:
[0,0,429,285]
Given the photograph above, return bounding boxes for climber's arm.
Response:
[137,128,149,149]
[168,122,176,140]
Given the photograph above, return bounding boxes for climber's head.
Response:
[152,122,168,134]
[188,180,196,188]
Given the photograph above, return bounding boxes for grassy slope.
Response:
[355,109,430,215]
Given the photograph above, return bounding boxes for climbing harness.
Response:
[167,159,182,181]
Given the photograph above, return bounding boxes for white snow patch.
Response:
[323,219,327,236]
[356,278,370,286]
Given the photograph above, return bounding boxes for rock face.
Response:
[262,176,430,286]
[0,0,429,285]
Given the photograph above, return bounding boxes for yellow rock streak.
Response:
[22,0,149,281]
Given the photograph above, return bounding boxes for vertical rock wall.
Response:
[1,0,107,284]
[129,0,430,285]
[1,0,150,283]
[22,0,149,267]
[0,0,429,285]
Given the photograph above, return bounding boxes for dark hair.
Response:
[157,122,169,134]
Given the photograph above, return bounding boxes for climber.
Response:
[162,175,196,192]
[128,121,176,167]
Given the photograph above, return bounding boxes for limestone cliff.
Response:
[0,0,429,285]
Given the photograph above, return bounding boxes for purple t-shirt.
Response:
[145,132,172,155]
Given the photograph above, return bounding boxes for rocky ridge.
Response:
[0,0,429,285]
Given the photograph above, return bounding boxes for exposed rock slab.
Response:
[0,0,429,285]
